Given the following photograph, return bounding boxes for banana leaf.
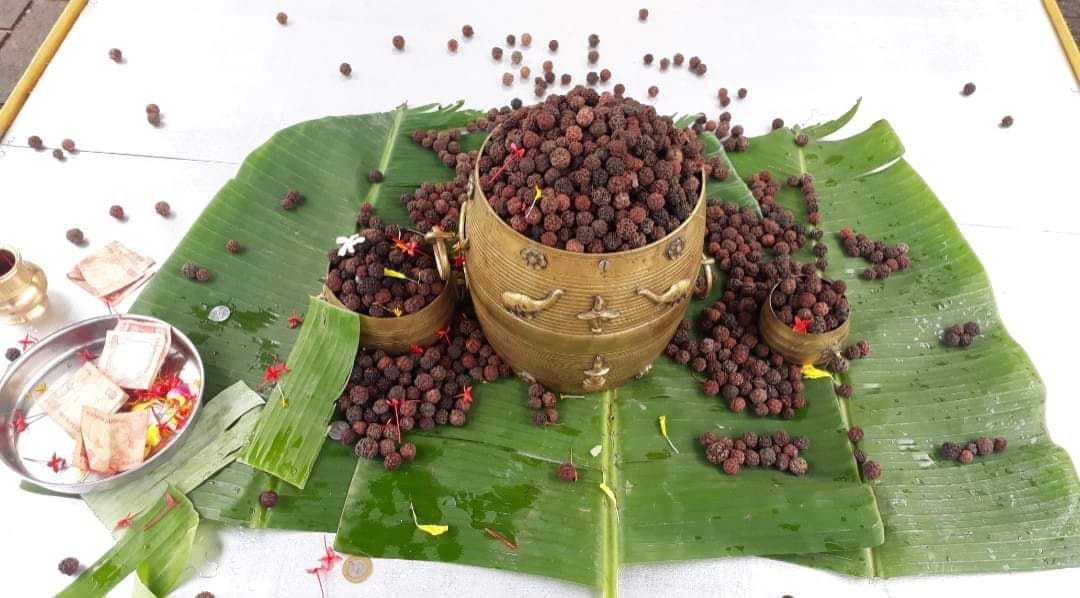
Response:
[84,381,264,527]
[129,101,1080,590]
[723,104,1080,577]
[58,486,198,598]
[238,296,360,488]
[131,103,880,593]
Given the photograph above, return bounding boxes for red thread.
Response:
[486,143,526,185]
[484,527,517,550]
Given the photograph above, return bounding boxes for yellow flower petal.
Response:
[410,502,448,537]
[417,524,449,537]
[533,185,543,200]
[658,415,679,454]
[599,482,617,507]
[801,363,833,380]
[383,268,407,280]
[146,425,161,448]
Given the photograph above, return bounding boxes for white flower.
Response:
[336,234,365,256]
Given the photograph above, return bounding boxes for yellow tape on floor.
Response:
[0,0,88,138]
[1044,0,1080,85]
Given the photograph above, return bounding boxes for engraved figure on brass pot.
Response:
[577,296,620,333]
[582,355,610,391]
[501,289,564,318]
[666,237,686,260]
[637,278,693,307]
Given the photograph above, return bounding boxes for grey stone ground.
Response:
[0,0,67,105]
[1063,0,1080,46]
[0,1,1078,107]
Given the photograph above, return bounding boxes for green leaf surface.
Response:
[58,486,198,598]
[133,100,1080,589]
[330,152,880,592]
[124,104,877,589]
[135,515,197,597]
[189,441,360,531]
[238,296,359,488]
[726,102,1080,577]
[84,381,264,527]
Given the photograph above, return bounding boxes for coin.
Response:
[327,420,349,441]
[341,555,372,583]
[207,305,231,322]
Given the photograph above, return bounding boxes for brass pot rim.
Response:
[0,244,20,284]
[321,267,458,323]
[471,125,707,261]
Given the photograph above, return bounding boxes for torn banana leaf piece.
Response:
[57,486,198,598]
[239,296,360,488]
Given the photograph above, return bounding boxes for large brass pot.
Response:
[322,229,459,355]
[460,150,711,393]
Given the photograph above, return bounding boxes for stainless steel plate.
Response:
[0,315,205,494]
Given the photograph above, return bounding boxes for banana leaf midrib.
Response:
[600,388,620,594]
[794,107,882,579]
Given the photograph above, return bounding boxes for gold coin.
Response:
[341,555,373,583]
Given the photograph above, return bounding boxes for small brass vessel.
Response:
[0,245,49,325]
[759,283,851,366]
[322,228,460,355]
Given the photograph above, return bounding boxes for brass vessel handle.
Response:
[457,200,470,252]
[456,201,470,290]
[697,255,715,298]
[424,227,456,282]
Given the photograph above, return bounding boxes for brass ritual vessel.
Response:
[759,283,851,366]
[0,245,49,325]
[323,228,459,355]
[460,141,712,393]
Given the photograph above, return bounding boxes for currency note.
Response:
[114,318,172,346]
[97,329,168,390]
[100,270,155,306]
[73,434,88,472]
[39,362,129,438]
[80,406,149,473]
[67,241,154,298]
